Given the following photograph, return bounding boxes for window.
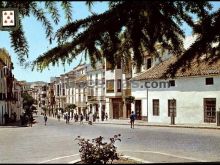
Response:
[62,88,65,96]
[102,72,105,84]
[126,78,131,89]
[57,85,60,96]
[88,87,94,96]
[79,93,81,102]
[116,60,121,69]
[95,74,98,85]
[117,79,121,92]
[147,58,152,69]
[106,80,114,93]
[153,99,159,116]
[206,78,214,85]
[89,75,92,85]
[169,80,175,87]
[106,61,113,70]
[42,94,46,98]
[135,66,141,73]
[144,57,152,69]
[204,98,216,123]
[96,87,98,96]
[168,99,176,117]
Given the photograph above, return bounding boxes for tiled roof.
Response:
[132,55,220,81]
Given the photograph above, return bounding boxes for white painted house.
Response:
[86,62,106,118]
[131,55,220,124]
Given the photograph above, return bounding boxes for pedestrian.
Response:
[130,111,135,129]
[88,112,93,125]
[13,112,17,122]
[105,113,108,121]
[64,113,67,123]
[44,114,48,126]
[4,112,9,125]
[30,115,33,127]
[80,113,84,124]
[97,113,100,122]
[67,113,70,124]
[85,113,88,121]
[57,114,60,121]
[101,110,105,121]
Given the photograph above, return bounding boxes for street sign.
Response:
[0,8,19,31]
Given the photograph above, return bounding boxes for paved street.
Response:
[1,115,220,163]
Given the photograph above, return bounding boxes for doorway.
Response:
[112,98,122,119]
[135,100,142,120]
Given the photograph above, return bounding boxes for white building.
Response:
[87,62,106,118]
[73,64,89,115]
[131,55,220,124]
[54,75,66,110]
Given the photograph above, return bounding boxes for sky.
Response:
[0,1,220,83]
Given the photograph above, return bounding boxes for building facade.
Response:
[131,55,220,124]
[0,48,22,125]
[87,62,106,118]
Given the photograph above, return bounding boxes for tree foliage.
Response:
[32,1,219,76]
[0,1,72,66]
[21,92,35,115]
[65,104,77,111]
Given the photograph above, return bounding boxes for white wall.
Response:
[132,76,220,124]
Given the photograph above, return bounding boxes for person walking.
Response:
[88,112,93,125]
[80,113,84,125]
[57,114,60,121]
[101,110,105,121]
[44,114,48,126]
[130,111,135,129]
[105,112,108,121]
[30,115,33,127]
[4,112,9,125]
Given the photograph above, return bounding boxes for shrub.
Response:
[75,134,121,164]
[125,96,135,104]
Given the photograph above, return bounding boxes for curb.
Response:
[45,115,220,130]
[70,156,151,164]
[94,122,220,130]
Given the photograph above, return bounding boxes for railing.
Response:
[87,96,98,101]
[122,89,131,96]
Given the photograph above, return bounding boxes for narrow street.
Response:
[0,115,220,163]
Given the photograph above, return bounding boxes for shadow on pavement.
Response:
[0,119,37,128]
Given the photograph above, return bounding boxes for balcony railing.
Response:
[87,96,98,101]
[122,89,131,96]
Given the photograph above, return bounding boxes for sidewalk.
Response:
[0,120,24,127]
[96,119,220,130]
[47,115,220,130]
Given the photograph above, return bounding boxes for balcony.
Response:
[75,101,87,107]
[87,96,98,101]
[122,89,131,96]
[5,93,18,101]
[99,96,105,101]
